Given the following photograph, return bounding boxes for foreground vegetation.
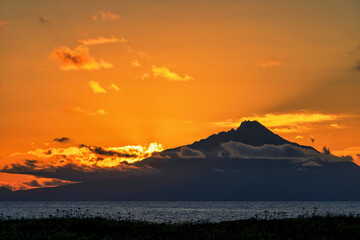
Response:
[1,215,360,239]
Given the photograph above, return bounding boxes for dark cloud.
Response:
[24,159,38,168]
[177,146,206,159]
[356,60,360,72]
[42,179,72,186]
[1,160,47,173]
[80,145,140,158]
[349,45,360,72]
[310,138,315,143]
[1,161,156,183]
[94,147,138,158]
[322,146,331,155]
[0,184,14,191]
[24,180,42,187]
[39,16,49,24]
[53,137,71,143]
[357,154,360,158]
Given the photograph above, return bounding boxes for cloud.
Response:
[355,60,360,72]
[349,45,360,72]
[140,73,150,80]
[322,146,331,155]
[152,65,193,82]
[221,141,351,163]
[24,180,42,187]
[54,137,71,143]
[51,45,113,71]
[137,51,152,60]
[295,135,304,139]
[68,106,106,116]
[2,143,163,177]
[349,45,360,55]
[213,167,227,173]
[0,19,8,32]
[331,147,360,165]
[131,59,140,67]
[302,161,322,167]
[211,112,350,133]
[222,142,314,159]
[78,36,127,46]
[97,109,106,114]
[39,16,49,24]
[257,59,282,68]
[330,123,344,129]
[177,146,206,158]
[92,11,120,21]
[108,83,121,91]
[89,80,107,94]
[0,172,75,191]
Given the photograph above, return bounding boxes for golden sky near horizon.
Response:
[0,0,360,189]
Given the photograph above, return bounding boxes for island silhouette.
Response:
[1,121,359,201]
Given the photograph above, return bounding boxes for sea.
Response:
[1,201,360,223]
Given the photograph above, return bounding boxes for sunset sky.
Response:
[0,0,360,190]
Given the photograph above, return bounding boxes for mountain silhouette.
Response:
[188,120,316,152]
[1,121,359,201]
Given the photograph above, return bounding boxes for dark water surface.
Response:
[1,201,360,222]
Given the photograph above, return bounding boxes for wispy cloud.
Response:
[140,73,150,80]
[89,80,107,94]
[108,83,121,91]
[221,142,351,164]
[51,45,113,71]
[68,106,106,116]
[92,11,120,21]
[0,172,75,191]
[0,19,8,32]
[39,16,49,24]
[152,65,193,81]
[329,123,345,129]
[78,36,127,46]
[54,137,71,143]
[257,59,282,68]
[212,112,350,133]
[131,59,140,67]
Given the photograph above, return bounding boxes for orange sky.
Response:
[0,0,360,189]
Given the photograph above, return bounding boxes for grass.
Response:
[1,214,360,239]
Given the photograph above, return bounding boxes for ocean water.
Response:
[1,201,360,223]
